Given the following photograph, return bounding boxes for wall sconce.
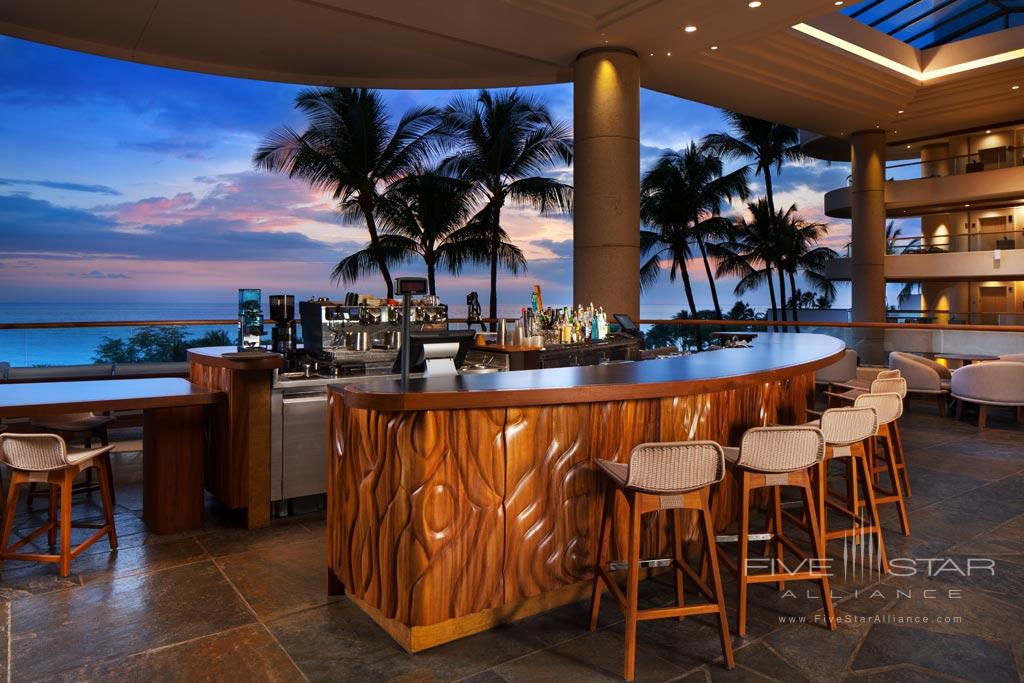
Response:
[993,248,1002,267]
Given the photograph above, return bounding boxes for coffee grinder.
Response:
[269,294,297,356]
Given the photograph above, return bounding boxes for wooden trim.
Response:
[637,319,1024,333]
[187,347,283,371]
[341,335,845,412]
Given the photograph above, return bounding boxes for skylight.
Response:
[842,0,1024,49]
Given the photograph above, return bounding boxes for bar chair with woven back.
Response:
[24,412,115,510]
[0,432,117,577]
[590,441,734,682]
[716,426,836,636]
[827,376,911,498]
[801,406,889,573]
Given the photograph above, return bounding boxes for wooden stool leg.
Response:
[59,470,74,577]
[881,432,911,536]
[736,472,751,637]
[47,485,58,547]
[623,491,641,683]
[97,457,118,550]
[99,426,115,505]
[700,491,734,669]
[978,405,988,430]
[857,453,889,574]
[589,486,614,631]
[0,474,22,571]
[891,421,910,498]
[25,482,38,511]
[816,460,827,554]
[800,478,836,631]
[771,486,785,591]
[672,508,686,618]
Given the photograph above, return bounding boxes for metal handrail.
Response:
[0,317,478,331]
[885,145,1023,172]
[636,319,1024,333]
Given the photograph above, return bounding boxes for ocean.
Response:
[0,301,744,367]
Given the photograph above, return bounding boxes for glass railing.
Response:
[843,227,1021,257]
[636,318,1024,362]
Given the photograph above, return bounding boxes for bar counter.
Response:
[327,333,845,652]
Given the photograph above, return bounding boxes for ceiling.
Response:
[1,0,1022,154]
[843,0,1024,50]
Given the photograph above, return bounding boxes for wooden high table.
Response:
[326,332,845,652]
[0,378,220,534]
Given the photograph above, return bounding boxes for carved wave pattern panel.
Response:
[329,371,814,625]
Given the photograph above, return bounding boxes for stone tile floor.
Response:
[0,400,1022,682]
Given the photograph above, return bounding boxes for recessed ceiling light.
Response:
[986,129,992,133]
[834,1,844,5]
[749,1,762,7]
[965,203,971,207]
[667,52,672,56]
[897,109,904,114]
[906,144,911,148]
[1013,85,1020,90]
[710,45,719,50]
[684,25,697,32]
[649,52,654,56]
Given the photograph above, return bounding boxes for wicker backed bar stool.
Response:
[830,368,900,394]
[590,441,734,682]
[25,412,115,510]
[803,407,889,573]
[827,376,911,498]
[716,426,836,636]
[852,392,911,537]
[0,433,117,577]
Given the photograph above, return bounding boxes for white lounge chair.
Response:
[888,351,951,416]
[950,361,1024,429]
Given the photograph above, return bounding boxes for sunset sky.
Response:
[0,35,865,313]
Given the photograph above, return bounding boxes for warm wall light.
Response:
[994,249,1002,265]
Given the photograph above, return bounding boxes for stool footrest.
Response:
[608,558,672,571]
[638,604,719,621]
[716,533,772,543]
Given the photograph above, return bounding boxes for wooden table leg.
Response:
[143,405,206,534]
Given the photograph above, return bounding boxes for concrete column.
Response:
[850,130,887,363]
[573,48,640,317]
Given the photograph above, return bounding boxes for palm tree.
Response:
[711,199,785,324]
[332,170,504,296]
[702,112,803,318]
[885,221,919,306]
[777,211,838,325]
[254,87,443,298]
[639,145,749,318]
[441,90,573,324]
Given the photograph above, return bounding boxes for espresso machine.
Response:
[299,295,448,360]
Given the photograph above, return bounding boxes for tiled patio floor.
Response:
[1,401,1022,682]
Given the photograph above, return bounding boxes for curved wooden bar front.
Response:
[327,333,844,652]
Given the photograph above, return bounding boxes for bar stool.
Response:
[827,377,911,498]
[0,433,117,577]
[808,407,889,573]
[852,392,910,537]
[590,441,734,681]
[831,368,901,393]
[716,426,835,636]
[25,412,114,509]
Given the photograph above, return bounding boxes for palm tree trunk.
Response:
[359,199,394,299]
[488,219,499,332]
[679,259,699,319]
[763,167,776,224]
[778,268,788,324]
[765,266,778,328]
[788,270,801,333]
[695,235,722,319]
[426,259,436,297]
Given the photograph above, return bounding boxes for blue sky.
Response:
[0,35,859,313]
